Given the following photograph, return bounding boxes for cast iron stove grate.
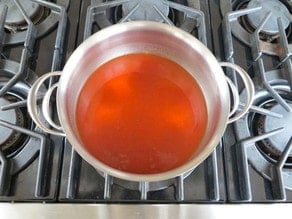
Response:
[0,0,73,202]
[219,0,292,202]
[58,0,226,203]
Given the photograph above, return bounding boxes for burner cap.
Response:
[122,0,169,22]
[0,0,40,25]
[246,0,290,35]
[0,0,45,33]
[264,103,292,156]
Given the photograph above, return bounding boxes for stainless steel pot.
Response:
[27,21,254,182]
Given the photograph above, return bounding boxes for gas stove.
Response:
[0,0,78,201]
[58,0,226,203]
[215,0,292,202]
[0,0,291,218]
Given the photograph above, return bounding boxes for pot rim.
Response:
[57,21,229,182]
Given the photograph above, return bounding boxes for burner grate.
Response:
[0,120,50,197]
[59,0,225,203]
[221,0,292,202]
[221,0,292,56]
[0,0,70,201]
[0,0,69,45]
[0,0,68,96]
[83,0,206,45]
[60,140,224,202]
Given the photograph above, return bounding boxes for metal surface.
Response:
[122,0,169,22]
[220,0,292,56]
[0,203,292,219]
[98,168,194,198]
[235,83,292,193]
[60,139,225,202]
[219,62,254,123]
[27,71,65,136]
[58,0,226,203]
[28,21,231,182]
[216,0,292,202]
[0,0,80,201]
[0,98,17,145]
[84,0,206,44]
[0,0,69,45]
[246,0,290,35]
[0,72,60,198]
[264,103,292,155]
[28,26,254,181]
[0,0,41,26]
[1,0,291,211]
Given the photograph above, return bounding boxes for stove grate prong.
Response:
[255,54,292,112]
[66,150,81,200]
[250,11,272,61]
[0,93,44,112]
[276,17,292,90]
[103,173,113,200]
[153,5,173,25]
[236,142,252,201]
[240,103,283,119]
[84,0,130,40]
[277,17,291,64]
[0,151,11,196]
[263,80,292,112]
[0,5,8,53]
[276,137,292,170]
[205,149,220,201]
[175,174,184,201]
[118,3,139,23]
[163,0,206,45]
[139,181,149,200]
[282,58,292,91]
[240,127,284,146]
[271,137,292,201]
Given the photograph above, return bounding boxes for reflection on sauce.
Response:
[76,53,208,174]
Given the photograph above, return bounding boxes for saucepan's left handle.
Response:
[27,71,66,136]
[219,62,255,124]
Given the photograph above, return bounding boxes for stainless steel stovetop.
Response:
[0,0,291,217]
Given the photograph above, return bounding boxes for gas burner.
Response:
[0,0,68,45]
[0,93,31,156]
[252,99,292,165]
[246,0,290,35]
[122,0,169,22]
[0,59,47,173]
[220,0,292,55]
[235,0,289,42]
[235,71,292,189]
[0,0,45,33]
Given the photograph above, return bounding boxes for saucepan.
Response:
[27,21,254,182]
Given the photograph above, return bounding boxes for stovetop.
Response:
[0,0,291,204]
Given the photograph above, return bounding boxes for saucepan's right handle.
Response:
[27,71,66,136]
[219,62,255,124]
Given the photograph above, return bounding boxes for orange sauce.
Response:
[76,53,208,174]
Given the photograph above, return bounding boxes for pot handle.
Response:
[219,62,255,124]
[27,71,66,136]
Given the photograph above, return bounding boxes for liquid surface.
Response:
[76,53,208,174]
